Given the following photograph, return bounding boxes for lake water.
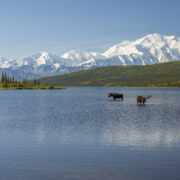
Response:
[0,87,180,180]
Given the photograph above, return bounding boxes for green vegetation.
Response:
[40,61,180,87]
[0,72,65,90]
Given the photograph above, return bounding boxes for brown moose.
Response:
[108,92,123,101]
[137,96,152,105]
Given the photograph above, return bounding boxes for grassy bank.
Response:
[0,83,65,90]
[40,61,180,88]
[0,73,65,90]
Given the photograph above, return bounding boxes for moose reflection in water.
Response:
[108,92,123,101]
[137,95,152,105]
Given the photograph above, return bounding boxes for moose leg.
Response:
[113,97,116,101]
[143,100,145,105]
[143,98,146,105]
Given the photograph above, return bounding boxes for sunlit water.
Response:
[0,87,180,180]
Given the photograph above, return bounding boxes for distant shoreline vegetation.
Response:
[0,72,65,90]
[40,61,180,88]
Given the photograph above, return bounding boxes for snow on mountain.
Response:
[60,33,180,66]
[15,52,64,66]
[0,56,16,68]
[0,33,180,79]
[61,49,103,66]
[102,33,180,65]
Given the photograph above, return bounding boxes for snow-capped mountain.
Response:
[62,50,104,66]
[62,33,180,66]
[102,33,180,65]
[1,33,180,79]
[16,52,63,66]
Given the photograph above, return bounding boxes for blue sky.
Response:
[0,0,180,58]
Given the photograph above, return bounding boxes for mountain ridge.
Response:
[1,33,180,79]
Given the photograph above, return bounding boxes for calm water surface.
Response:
[0,87,180,180]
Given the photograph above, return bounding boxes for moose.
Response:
[137,95,152,105]
[108,92,123,101]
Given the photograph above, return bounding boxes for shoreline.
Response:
[0,86,66,90]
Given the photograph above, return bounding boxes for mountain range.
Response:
[1,33,180,79]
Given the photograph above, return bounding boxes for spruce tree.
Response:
[33,78,37,85]
[18,80,21,87]
[37,79,40,85]
[7,76,9,83]
[1,72,4,83]
[12,76,15,83]
[4,72,7,83]
[1,73,3,83]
